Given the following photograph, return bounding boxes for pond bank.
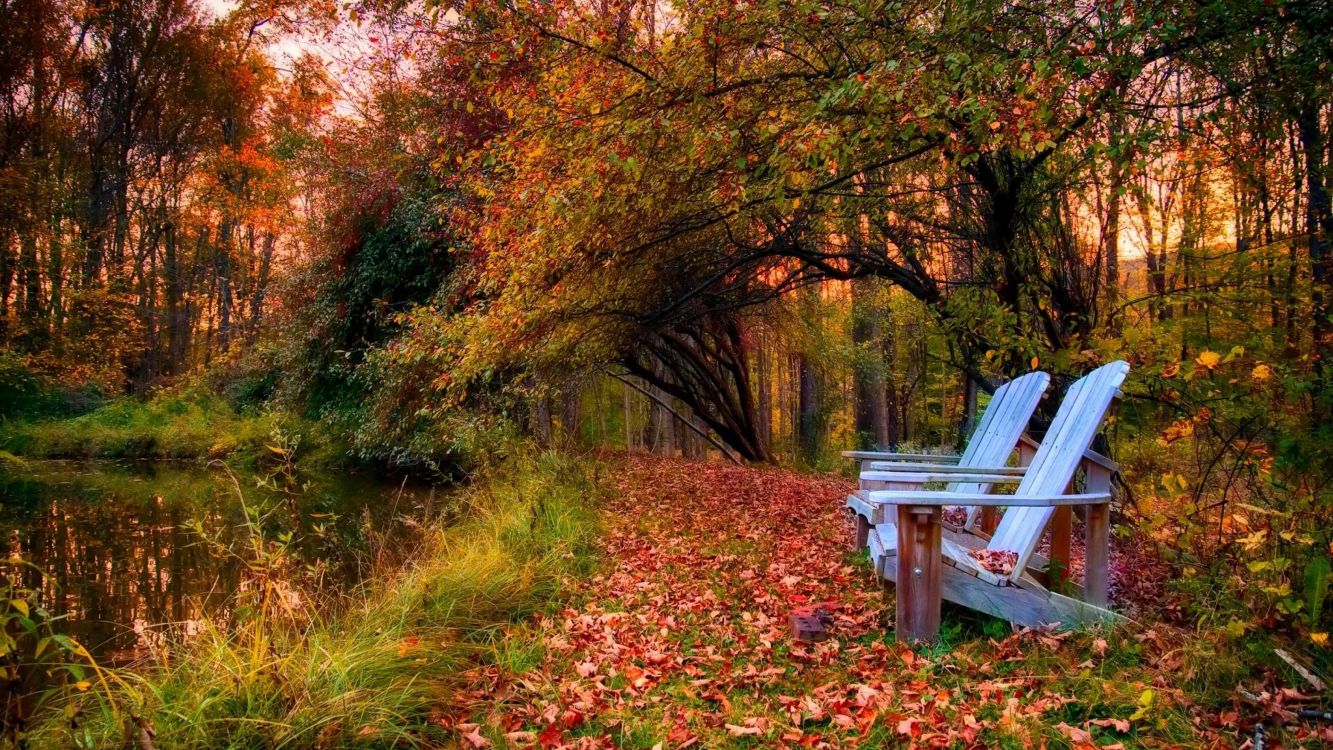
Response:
[0,394,341,468]
[1,459,446,667]
[24,452,606,749]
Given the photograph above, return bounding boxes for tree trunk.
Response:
[756,331,772,447]
[622,380,635,451]
[626,315,771,461]
[0,230,13,341]
[249,232,275,341]
[958,374,978,449]
[163,221,189,373]
[47,212,63,350]
[1286,124,1304,350]
[561,386,582,442]
[883,321,901,448]
[1298,100,1333,399]
[216,222,233,353]
[853,278,889,449]
[797,352,818,463]
[18,220,41,338]
[534,396,554,444]
[1103,163,1123,329]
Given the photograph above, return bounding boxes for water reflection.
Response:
[0,460,439,665]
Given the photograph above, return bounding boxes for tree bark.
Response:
[958,374,978,449]
[626,315,771,462]
[1298,99,1333,396]
[561,386,582,442]
[797,352,818,463]
[853,278,889,448]
[756,331,772,447]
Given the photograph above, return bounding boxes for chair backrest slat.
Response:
[957,376,1015,465]
[986,361,1130,581]
[949,371,1049,526]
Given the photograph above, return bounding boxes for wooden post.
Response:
[1017,438,1037,467]
[1084,502,1110,606]
[979,506,997,535]
[1046,474,1079,586]
[994,437,1035,536]
[1083,459,1113,606]
[1048,506,1072,587]
[853,513,870,551]
[896,504,942,643]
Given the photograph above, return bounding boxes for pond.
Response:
[0,459,446,667]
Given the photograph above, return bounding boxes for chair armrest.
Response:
[846,492,970,522]
[842,450,959,463]
[865,462,1026,475]
[861,471,1024,485]
[864,490,1113,507]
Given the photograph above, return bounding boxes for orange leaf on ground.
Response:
[969,548,1019,575]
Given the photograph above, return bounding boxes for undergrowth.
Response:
[0,392,342,468]
[26,451,605,749]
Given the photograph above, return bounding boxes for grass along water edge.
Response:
[27,451,605,749]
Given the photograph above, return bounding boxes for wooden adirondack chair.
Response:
[860,360,1130,642]
[843,371,1050,548]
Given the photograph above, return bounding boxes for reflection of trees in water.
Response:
[1,463,436,665]
[14,480,244,664]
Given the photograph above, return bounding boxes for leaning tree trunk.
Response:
[625,314,772,462]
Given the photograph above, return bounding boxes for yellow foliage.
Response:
[1237,529,1267,552]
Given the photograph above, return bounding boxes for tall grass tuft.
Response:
[29,451,603,749]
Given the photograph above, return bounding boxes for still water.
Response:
[0,459,443,665]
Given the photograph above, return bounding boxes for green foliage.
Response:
[284,189,456,416]
[259,183,509,475]
[1,558,114,746]
[1110,313,1333,645]
[0,349,108,420]
[28,451,604,749]
[204,345,285,415]
[0,391,339,468]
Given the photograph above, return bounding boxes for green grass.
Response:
[0,392,342,467]
[28,451,605,750]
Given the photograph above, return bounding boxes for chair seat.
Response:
[868,523,1008,587]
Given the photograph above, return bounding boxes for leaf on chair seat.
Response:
[968,549,1018,575]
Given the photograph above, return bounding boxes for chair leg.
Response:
[896,504,941,643]
[1084,503,1110,606]
[852,513,870,551]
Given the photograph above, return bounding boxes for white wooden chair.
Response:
[859,360,1130,641]
[843,371,1050,547]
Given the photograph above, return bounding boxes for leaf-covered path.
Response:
[446,455,1287,749]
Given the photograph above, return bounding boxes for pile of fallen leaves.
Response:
[968,549,1019,576]
[440,454,1324,748]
